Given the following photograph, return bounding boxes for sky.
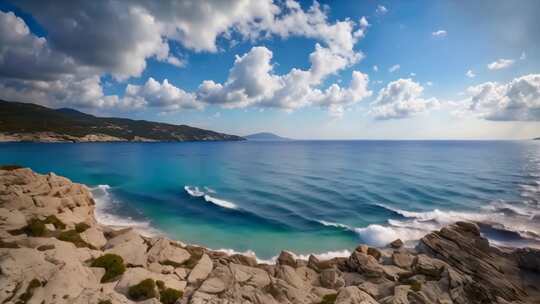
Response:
[0,0,539,139]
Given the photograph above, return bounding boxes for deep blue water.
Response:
[1,140,539,259]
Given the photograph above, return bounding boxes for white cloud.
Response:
[124,78,202,111]
[464,74,540,121]
[389,64,400,73]
[410,72,416,77]
[196,46,372,114]
[431,30,447,37]
[466,70,476,78]
[487,58,514,70]
[373,65,379,72]
[371,78,439,119]
[426,81,433,86]
[376,5,388,15]
[2,0,371,115]
[520,52,527,60]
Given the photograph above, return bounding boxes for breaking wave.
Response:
[90,184,161,236]
[184,185,237,209]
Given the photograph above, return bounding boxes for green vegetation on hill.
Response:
[0,100,244,142]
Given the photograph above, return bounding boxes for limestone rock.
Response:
[188,253,213,283]
[230,263,271,288]
[80,226,107,249]
[392,251,415,269]
[389,239,404,249]
[147,238,191,266]
[348,251,385,278]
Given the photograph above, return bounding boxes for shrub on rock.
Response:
[160,288,183,304]
[24,218,46,237]
[44,215,66,230]
[91,254,126,283]
[128,278,157,301]
[57,229,94,248]
[75,222,91,233]
[319,293,337,304]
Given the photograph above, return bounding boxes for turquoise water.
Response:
[1,141,539,259]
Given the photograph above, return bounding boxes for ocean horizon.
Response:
[2,140,538,260]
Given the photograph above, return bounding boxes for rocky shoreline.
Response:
[1,167,539,304]
[0,132,241,143]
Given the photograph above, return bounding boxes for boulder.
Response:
[230,263,271,288]
[277,250,296,268]
[80,226,107,249]
[390,239,404,249]
[335,286,379,304]
[198,277,226,294]
[105,232,148,266]
[147,238,190,266]
[348,251,385,278]
[188,253,213,283]
[392,251,415,269]
[275,265,305,289]
[320,268,345,289]
[514,247,540,272]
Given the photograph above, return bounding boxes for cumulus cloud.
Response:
[371,78,439,119]
[1,0,372,116]
[389,64,400,73]
[197,46,371,114]
[432,30,447,37]
[464,74,540,121]
[466,70,476,78]
[124,78,202,111]
[373,65,379,72]
[487,58,514,70]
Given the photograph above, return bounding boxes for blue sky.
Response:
[0,0,539,139]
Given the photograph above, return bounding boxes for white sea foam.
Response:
[214,248,352,264]
[184,185,205,197]
[317,220,351,229]
[90,184,161,236]
[184,185,237,209]
[204,194,237,209]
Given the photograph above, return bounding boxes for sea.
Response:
[1,140,539,261]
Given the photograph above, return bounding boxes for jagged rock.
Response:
[0,208,27,230]
[368,247,382,261]
[275,265,305,289]
[382,265,409,282]
[335,286,379,304]
[230,263,271,287]
[342,271,365,286]
[277,250,296,268]
[80,226,107,249]
[390,239,404,249]
[358,280,395,299]
[307,254,320,271]
[413,254,446,278]
[188,253,213,283]
[198,277,226,294]
[228,253,258,267]
[105,230,148,266]
[348,251,385,278]
[147,238,191,266]
[419,222,530,303]
[320,268,345,289]
[175,267,190,280]
[392,251,415,269]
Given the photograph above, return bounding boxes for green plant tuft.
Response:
[24,218,46,237]
[57,229,94,249]
[98,300,112,304]
[319,293,337,304]
[91,254,126,283]
[128,278,157,301]
[410,281,422,292]
[44,215,66,230]
[160,288,183,304]
[75,222,91,233]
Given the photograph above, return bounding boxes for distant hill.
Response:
[244,132,291,141]
[0,100,244,142]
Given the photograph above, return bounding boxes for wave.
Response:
[203,194,237,209]
[90,184,161,236]
[371,201,540,249]
[317,220,351,229]
[214,247,351,264]
[184,185,205,197]
[184,185,237,209]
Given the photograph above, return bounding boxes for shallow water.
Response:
[1,140,539,259]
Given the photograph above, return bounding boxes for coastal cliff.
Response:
[1,167,539,304]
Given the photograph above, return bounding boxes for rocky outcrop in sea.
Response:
[1,167,539,304]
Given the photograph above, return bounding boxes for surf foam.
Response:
[184,185,237,209]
